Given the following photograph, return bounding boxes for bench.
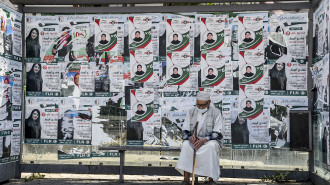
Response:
[99,146,186,183]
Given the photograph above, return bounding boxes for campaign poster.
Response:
[90,64,110,95]
[200,15,228,53]
[94,18,118,60]
[79,64,94,93]
[161,111,184,147]
[57,15,92,62]
[166,51,190,86]
[223,90,239,145]
[10,120,20,160]
[312,54,329,110]
[239,84,264,119]
[12,14,22,61]
[24,97,59,144]
[232,111,270,150]
[277,13,308,59]
[264,90,308,148]
[223,59,233,90]
[314,0,329,57]
[61,62,81,97]
[0,59,22,106]
[0,8,7,54]
[238,15,264,51]
[0,120,12,163]
[0,83,12,122]
[130,49,154,82]
[142,114,161,146]
[130,88,154,122]
[200,52,226,88]
[26,16,59,63]
[128,16,152,50]
[109,61,124,93]
[166,18,191,53]
[239,50,264,85]
[80,93,125,146]
[161,91,197,112]
[58,145,91,160]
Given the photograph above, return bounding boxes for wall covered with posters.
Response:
[313,0,330,177]
[22,10,310,161]
[0,3,22,165]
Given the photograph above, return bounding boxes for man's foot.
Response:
[208,181,217,185]
[181,180,191,185]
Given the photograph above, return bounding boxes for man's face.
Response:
[246,101,251,108]
[173,68,178,74]
[135,32,140,38]
[245,32,251,39]
[276,63,284,71]
[196,100,209,109]
[101,35,106,41]
[34,64,40,73]
[246,67,251,73]
[137,105,143,111]
[32,111,39,121]
[173,35,178,41]
[137,66,142,72]
[207,34,213,40]
[208,69,213,75]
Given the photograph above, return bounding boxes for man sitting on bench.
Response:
[176,91,224,185]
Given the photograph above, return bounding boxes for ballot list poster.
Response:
[200,15,228,53]
[166,51,190,86]
[314,0,329,57]
[239,50,264,86]
[264,90,308,148]
[128,15,152,50]
[25,16,59,63]
[130,49,154,82]
[200,52,226,88]
[24,97,59,144]
[238,15,264,51]
[94,18,119,60]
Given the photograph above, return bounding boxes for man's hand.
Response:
[189,135,198,144]
[193,138,207,150]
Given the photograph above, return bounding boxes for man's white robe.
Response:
[175,108,223,181]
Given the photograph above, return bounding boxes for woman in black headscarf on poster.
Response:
[26,28,41,58]
[269,62,287,90]
[25,109,41,139]
[26,63,43,91]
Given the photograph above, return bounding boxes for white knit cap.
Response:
[196,91,210,101]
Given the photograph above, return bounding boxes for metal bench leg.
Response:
[119,150,125,183]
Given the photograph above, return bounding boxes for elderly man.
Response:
[176,91,224,185]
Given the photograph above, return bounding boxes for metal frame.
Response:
[4,0,326,184]
[21,3,311,14]
[10,0,310,5]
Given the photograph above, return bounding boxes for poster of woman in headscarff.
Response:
[24,97,59,144]
[25,16,59,63]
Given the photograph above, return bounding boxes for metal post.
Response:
[17,3,25,180]
[119,150,126,183]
